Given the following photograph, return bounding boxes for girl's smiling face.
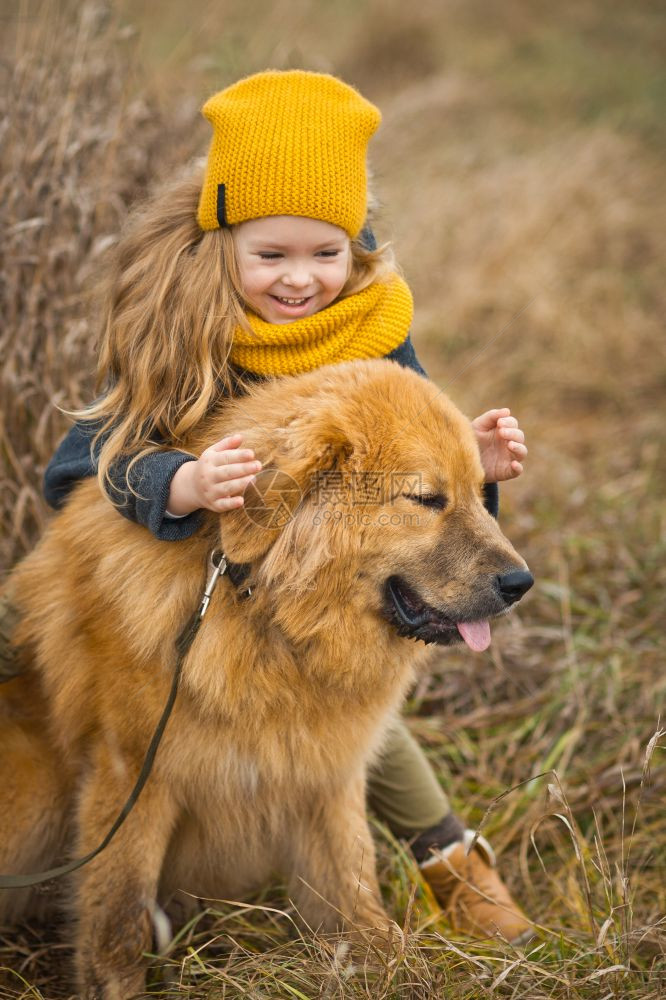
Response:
[233,216,351,324]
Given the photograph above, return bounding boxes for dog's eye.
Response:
[404,493,447,511]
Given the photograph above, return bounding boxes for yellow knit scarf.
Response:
[229,274,414,377]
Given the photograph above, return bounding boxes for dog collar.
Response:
[207,549,252,600]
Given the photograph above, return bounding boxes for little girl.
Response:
[18,71,530,939]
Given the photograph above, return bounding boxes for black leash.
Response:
[0,549,229,890]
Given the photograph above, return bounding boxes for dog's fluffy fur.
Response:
[0,361,529,997]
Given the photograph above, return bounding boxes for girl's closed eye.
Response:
[257,250,340,259]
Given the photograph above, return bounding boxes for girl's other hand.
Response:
[167,433,262,515]
[471,409,527,483]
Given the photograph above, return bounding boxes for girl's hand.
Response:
[471,409,527,483]
[167,433,262,515]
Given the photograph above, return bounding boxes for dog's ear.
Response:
[276,412,355,486]
[219,412,355,564]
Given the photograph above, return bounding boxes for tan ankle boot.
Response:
[420,830,532,942]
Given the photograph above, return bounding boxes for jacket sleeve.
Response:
[43,421,203,541]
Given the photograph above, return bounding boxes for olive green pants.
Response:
[0,590,451,835]
[367,719,450,835]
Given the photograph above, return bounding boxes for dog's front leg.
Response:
[72,743,178,1000]
[287,776,397,947]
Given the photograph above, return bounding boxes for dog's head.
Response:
[191,361,532,650]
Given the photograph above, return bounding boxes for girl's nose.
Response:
[283,263,313,289]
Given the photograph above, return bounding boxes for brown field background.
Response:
[1,1,664,996]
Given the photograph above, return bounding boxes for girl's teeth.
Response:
[277,296,307,304]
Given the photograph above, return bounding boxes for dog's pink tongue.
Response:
[456,620,491,652]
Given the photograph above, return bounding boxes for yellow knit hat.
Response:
[196,70,381,237]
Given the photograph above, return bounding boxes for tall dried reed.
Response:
[0,2,196,570]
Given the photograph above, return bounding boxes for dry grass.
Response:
[0,1,199,567]
[1,1,665,997]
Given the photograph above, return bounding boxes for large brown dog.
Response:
[0,360,532,997]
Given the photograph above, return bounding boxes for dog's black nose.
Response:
[497,570,534,605]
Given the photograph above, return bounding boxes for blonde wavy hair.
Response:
[78,170,397,502]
